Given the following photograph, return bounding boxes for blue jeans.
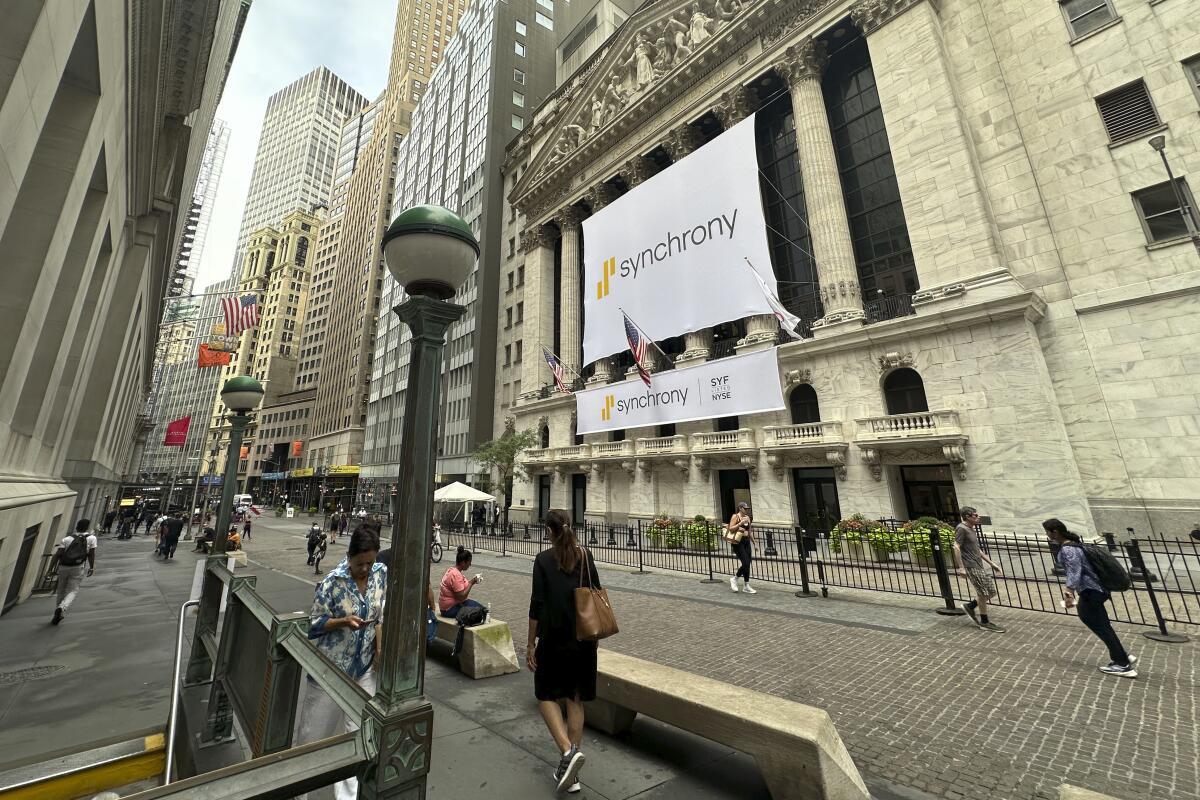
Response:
[426,610,438,645]
[442,599,484,619]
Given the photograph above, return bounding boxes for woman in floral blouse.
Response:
[297,524,386,800]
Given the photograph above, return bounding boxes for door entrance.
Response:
[900,465,959,524]
[790,468,841,533]
[717,469,751,523]
[3,525,40,615]
[571,473,586,528]
[537,475,551,522]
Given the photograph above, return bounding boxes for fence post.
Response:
[1124,538,1187,643]
[1102,531,1119,551]
[498,532,507,558]
[764,529,778,557]
[931,529,966,616]
[700,522,720,584]
[633,520,648,575]
[794,526,818,598]
[1125,527,1158,582]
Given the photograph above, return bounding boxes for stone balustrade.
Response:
[690,428,757,452]
[854,411,963,443]
[762,421,844,447]
[636,435,688,456]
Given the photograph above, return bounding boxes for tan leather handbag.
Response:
[574,547,618,641]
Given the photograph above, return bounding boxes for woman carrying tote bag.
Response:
[527,509,603,793]
[726,501,756,594]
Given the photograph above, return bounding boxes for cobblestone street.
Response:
[245,515,1199,800]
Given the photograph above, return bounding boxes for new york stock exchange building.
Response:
[493,0,1200,537]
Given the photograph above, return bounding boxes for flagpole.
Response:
[537,342,584,380]
[616,307,671,361]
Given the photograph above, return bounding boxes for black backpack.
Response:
[1075,543,1131,592]
[59,535,89,567]
[456,606,488,627]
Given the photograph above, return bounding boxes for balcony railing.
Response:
[864,293,916,324]
[762,421,844,447]
[690,428,756,452]
[855,411,963,442]
[591,440,634,458]
[555,444,590,460]
[522,447,553,464]
[635,435,687,456]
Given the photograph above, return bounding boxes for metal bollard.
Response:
[764,529,778,557]
[606,524,616,546]
[633,524,648,574]
[522,523,530,540]
[794,526,818,598]
[588,523,597,545]
[626,521,637,548]
[1124,538,1187,643]
[931,529,966,615]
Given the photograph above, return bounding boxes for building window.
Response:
[507,237,515,257]
[515,340,523,362]
[789,384,821,424]
[514,41,525,57]
[511,113,524,130]
[506,308,513,329]
[514,68,525,85]
[535,11,553,29]
[513,91,525,108]
[504,344,511,366]
[507,271,514,291]
[1184,56,1200,106]
[515,19,526,36]
[1095,80,1160,144]
[1059,0,1117,39]
[1133,179,1198,244]
[883,368,929,415]
[517,265,525,285]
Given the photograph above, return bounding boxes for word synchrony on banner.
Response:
[582,114,776,364]
[576,347,784,435]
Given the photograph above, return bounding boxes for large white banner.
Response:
[576,347,784,435]
[582,114,775,365]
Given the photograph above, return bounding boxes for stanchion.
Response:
[1124,539,1188,643]
[633,521,649,575]
[701,522,720,584]
[626,521,636,548]
[522,523,530,540]
[588,523,598,545]
[931,529,966,615]
[1125,527,1158,582]
[794,527,818,598]
[764,529,778,557]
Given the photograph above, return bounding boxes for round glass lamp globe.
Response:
[220,375,265,412]
[381,205,479,299]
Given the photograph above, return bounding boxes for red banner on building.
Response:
[292,440,303,457]
[198,343,232,367]
[163,415,191,446]
[239,445,250,459]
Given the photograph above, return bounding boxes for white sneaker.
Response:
[743,584,757,594]
[730,576,740,592]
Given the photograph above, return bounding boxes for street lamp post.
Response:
[360,205,477,797]
[1149,134,1200,257]
[185,376,265,685]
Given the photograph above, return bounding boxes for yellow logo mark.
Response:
[600,394,615,421]
[596,257,616,299]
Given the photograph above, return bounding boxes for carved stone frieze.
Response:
[519,225,558,253]
[878,351,915,372]
[586,183,621,212]
[850,0,928,35]
[773,38,827,86]
[714,84,759,129]
[620,155,658,188]
[664,124,705,160]
[554,205,587,231]
[785,368,813,386]
[761,0,826,48]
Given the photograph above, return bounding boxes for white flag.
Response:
[745,260,804,340]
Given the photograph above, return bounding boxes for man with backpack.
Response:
[1042,518,1137,678]
[51,519,98,625]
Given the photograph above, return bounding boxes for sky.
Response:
[194,0,398,291]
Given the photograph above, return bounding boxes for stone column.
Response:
[519,224,557,400]
[775,39,866,332]
[586,184,620,384]
[715,87,776,348]
[664,125,714,365]
[555,206,586,377]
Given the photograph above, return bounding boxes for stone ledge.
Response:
[1073,268,1200,314]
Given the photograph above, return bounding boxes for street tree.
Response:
[473,417,538,523]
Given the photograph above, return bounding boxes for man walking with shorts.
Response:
[954,506,1004,632]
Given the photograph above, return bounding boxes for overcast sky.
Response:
[194,0,397,291]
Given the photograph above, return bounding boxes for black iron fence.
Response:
[438,520,1198,637]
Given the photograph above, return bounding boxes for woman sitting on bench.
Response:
[439,547,484,618]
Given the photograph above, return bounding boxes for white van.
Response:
[233,493,254,507]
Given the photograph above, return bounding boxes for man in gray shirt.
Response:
[954,506,1004,632]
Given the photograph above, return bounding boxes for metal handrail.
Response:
[280,630,372,721]
[165,600,199,784]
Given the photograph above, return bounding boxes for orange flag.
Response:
[198,343,232,367]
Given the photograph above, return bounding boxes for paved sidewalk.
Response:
[247,514,1197,800]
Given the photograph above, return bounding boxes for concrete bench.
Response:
[586,650,869,800]
[433,615,519,679]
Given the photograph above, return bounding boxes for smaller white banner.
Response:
[576,347,784,435]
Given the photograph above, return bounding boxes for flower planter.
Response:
[913,549,958,570]
[844,540,890,563]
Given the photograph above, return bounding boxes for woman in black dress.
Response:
[527,509,600,793]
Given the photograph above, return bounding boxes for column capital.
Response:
[554,205,587,231]
[663,124,705,161]
[620,156,657,188]
[774,38,827,87]
[586,183,620,212]
[713,85,760,130]
[519,224,557,252]
[850,0,929,35]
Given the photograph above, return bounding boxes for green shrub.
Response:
[683,519,716,551]
[904,517,955,558]
[830,514,901,554]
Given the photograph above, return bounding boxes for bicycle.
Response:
[431,525,443,563]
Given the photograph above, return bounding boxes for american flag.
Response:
[623,312,652,388]
[221,294,260,336]
[541,346,571,394]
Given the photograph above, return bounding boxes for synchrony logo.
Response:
[595,208,739,300]
[600,388,689,420]
[600,394,615,421]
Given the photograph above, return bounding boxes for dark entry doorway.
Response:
[3,525,40,615]
[717,469,751,522]
[900,465,959,524]
[571,474,586,528]
[791,468,840,533]
[537,475,551,522]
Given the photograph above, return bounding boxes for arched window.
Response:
[883,368,928,415]
[540,425,550,448]
[789,384,820,424]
